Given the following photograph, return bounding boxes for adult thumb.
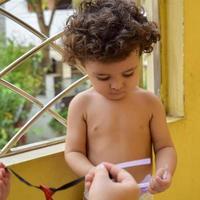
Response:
[94,164,110,180]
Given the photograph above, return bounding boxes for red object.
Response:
[39,185,55,200]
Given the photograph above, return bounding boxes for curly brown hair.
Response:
[63,0,160,66]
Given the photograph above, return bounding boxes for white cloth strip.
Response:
[138,182,150,189]
[116,158,151,169]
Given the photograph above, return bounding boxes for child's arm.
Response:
[65,93,95,177]
[149,95,177,194]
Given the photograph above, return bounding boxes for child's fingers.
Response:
[156,168,167,179]
[149,174,171,194]
[148,187,157,194]
[156,165,169,180]
[150,178,159,190]
[155,176,168,187]
[156,176,171,191]
[149,177,165,194]
[148,179,159,194]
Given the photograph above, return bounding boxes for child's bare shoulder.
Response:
[135,87,162,106]
[69,88,95,108]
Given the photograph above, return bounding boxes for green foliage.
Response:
[49,107,68,135]
[0,35,43,149]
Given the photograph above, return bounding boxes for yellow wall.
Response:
[8,153,83,200]
[156,0,200,199]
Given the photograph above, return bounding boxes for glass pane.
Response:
[0,0,91,150]
[139,0,160,94]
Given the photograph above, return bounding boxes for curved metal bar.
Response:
[0,75,88,155]
[0,31,63,78]
[0,79,66,126]
[0,30,85,76]
[0,7,64,54]
[0,7,86,75]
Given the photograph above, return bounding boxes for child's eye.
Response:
[96,76,110,81]
[123,72,134,77]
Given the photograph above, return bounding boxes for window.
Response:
[0,0,89,156]
[0,0,183,157]
[138,0,161,95]
[140,0,184,118]
[165,0,184,117]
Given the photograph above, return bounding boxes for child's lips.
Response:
[110,93,125,98]
[110,90,125,95]
[108,92,127,100]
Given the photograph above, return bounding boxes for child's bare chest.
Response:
[85,95,153,181]
[86,100,151,142]
[86,103,152,174]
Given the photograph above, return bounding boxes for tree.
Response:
[26,0,62,71]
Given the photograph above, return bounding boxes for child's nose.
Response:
[110,80,124,90]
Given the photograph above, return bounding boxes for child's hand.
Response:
[148,166,171,194]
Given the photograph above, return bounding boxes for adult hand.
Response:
[0,163,10,200]
[85,163,139,200]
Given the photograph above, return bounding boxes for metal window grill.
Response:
[0,1,88,156]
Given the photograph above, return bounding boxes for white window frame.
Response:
[139,0,161,95]
[166,0,184,117]
[141,0,184,119]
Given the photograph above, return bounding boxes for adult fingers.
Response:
[94,164,109,180]
[103,162,136,184]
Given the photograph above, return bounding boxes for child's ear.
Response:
[136,47,141,55]
[133,46,140,56]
